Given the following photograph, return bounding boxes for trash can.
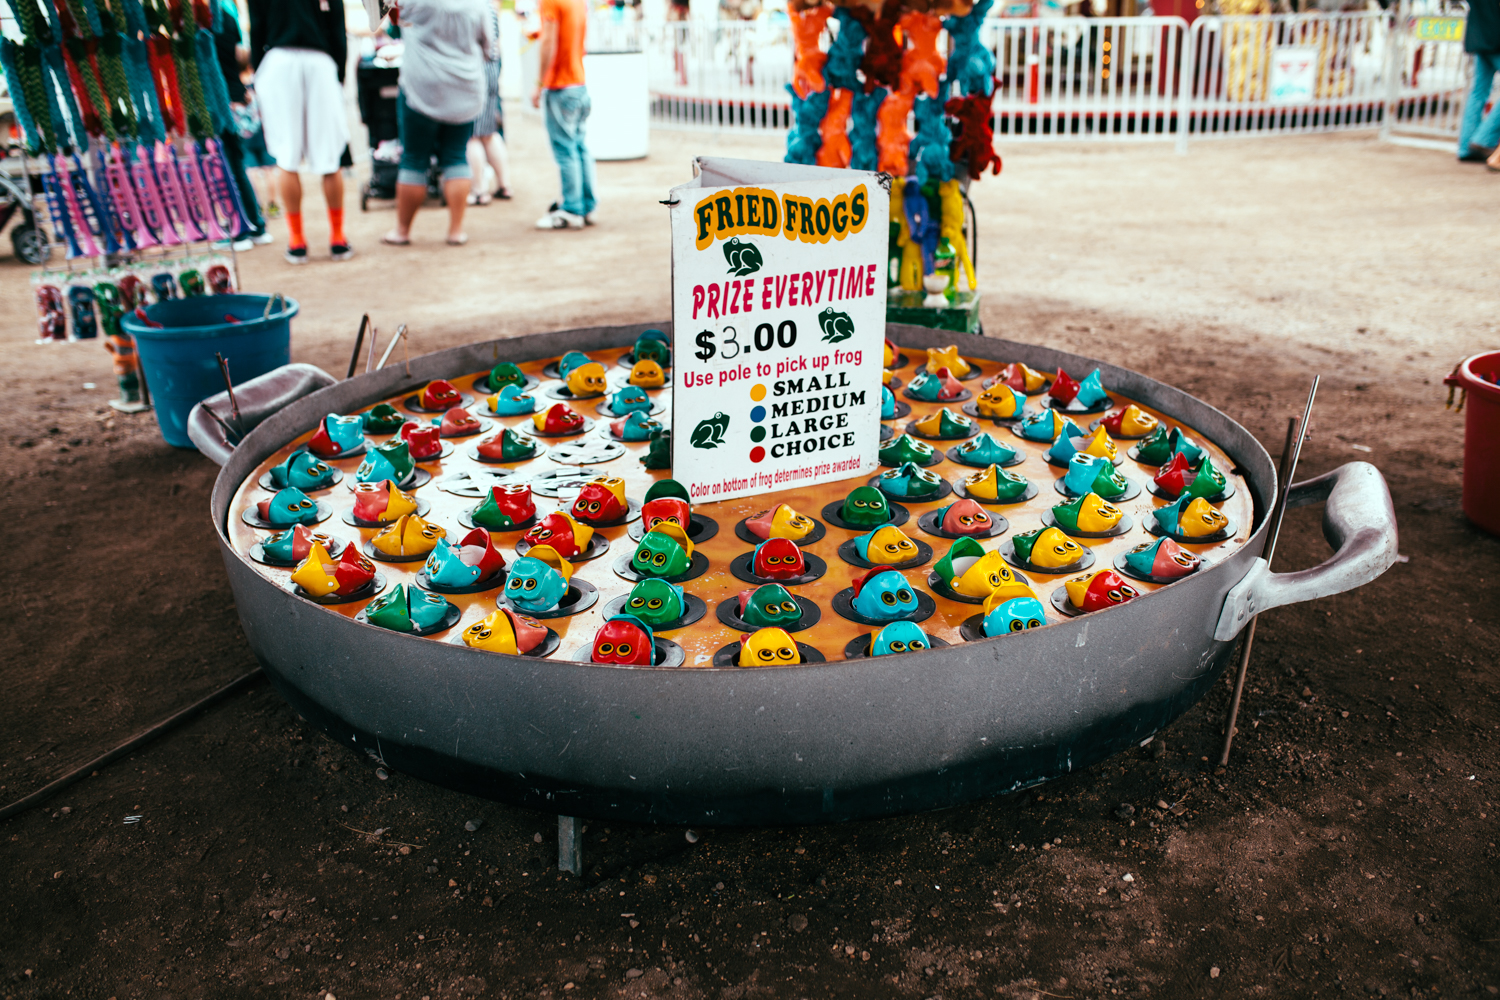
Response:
[584,50,649,161]
[1445,350,1500,536]
[122,294,298,449]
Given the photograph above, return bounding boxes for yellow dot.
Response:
[749,384,767,402]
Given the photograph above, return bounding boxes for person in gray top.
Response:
[382,0,495,246]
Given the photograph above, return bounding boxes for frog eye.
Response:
[1028,618,1043,628]
[958,515,975,526]
[1172,552,1195,566]
[881,591,897,606]
[647,598,663,610]
[910,638,927,649]
[1122,585,1139,598]
[781,601,797,613]
[1009,619,1026,632]
[523,578,538,590]
[889,640,907,652]
[757,647,775,661]
[617,643,633,657]
[851,499,867,508]
[764,603,780,615]
[1107,588,1124,603]
[884,543,901,554]
[652,551,667,566]
[776,646,796,660]
[597,642,614,655]
[1053,544,1069,556]
[533,528,553,540]
[988,573,1001,586]
[628,597,645,608]
[896,589,913,603]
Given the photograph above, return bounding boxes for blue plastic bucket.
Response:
[122,294,298,449]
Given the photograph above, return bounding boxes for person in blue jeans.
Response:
[533,0,596,229]
[381,0,493,246]
[1458,0,1500,162]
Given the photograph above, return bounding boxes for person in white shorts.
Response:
[249,0,355,264]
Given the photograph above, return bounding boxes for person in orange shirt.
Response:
[532,0,596,229]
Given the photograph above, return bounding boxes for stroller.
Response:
[0,164,50,264]
[357,59,445,211]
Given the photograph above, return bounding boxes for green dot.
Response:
[750,426,766,443]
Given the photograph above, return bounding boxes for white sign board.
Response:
[1270,46,1319,105]
[668,158,889,505]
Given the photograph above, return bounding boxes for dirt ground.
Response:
[1,119,1498,1000]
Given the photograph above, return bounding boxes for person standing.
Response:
[380,0,493,246]
[248,0,355,263]
[212,0,270,250]
[532,0,595,230]
[465,0,512,205]
[1458,0,1500,162]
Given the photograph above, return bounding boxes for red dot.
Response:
[749,446,765,463]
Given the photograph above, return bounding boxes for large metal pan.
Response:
[210,323,1398,825]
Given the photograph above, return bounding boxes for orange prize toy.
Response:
[790,3,833,98]
[816,88,854,168]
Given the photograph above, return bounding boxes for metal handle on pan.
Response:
[1213,461,1398,641]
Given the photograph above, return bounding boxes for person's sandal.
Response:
[494,187,513,200]
[466,193,492,206]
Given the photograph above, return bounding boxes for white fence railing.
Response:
[639,10,1474,151]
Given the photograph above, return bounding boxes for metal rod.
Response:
[377,324,406,371]
[215,351,241,429]
[346,314,370,379]
[366,319,380,373]
[203,403,241,445]
[1218,376,1320,767]
[558,815,582,875]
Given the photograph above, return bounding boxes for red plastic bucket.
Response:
[1445,351,1500,535]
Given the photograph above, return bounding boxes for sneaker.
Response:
[285,245,308,265]
[1460,143,1495,162]
[265,203,282,219]
[584,211,598,226]
[536,209,584,230]
[211,237,255,252]
[252,230,274,245]
[330,243,356,261]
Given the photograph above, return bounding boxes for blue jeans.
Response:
[1457,52,1500,156]
[396,91,473,187]
[544,86,596,217]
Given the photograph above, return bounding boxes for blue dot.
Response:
[750,405,766,422]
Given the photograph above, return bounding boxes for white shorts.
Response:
[254,47,350,176]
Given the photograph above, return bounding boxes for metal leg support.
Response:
[558,815,582,875]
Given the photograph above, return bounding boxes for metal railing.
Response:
[987,16,1189,140]
[639,10,1473,151]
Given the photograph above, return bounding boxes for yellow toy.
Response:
[565,361,608,398]
[1027,527,1086,569]
[461,608,550,655]
[1077,427,1119,463]
[1074,494,1125,534]
[289,542,342,597]
[888,179,923,292]
[738,627,800,667]
[372,513,447,557]
[974,384,1024,419]
[1179,498,1232,538]
[925,345,971,378]
[859,525,920,565]
[1104,404,1159,438]
[949,550,1019,598]
[629,359,667,388]
[746,503,817,541]
[938,179,976,291]
[981,580,1042,615]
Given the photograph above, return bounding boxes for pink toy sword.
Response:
[153,141,206,242]
[51,156,102,258]
[130,144,181,246]
[176,143,228,242]
[106,145,159,248]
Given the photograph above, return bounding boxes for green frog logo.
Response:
[723,237,763,277]
[690,412,730,449]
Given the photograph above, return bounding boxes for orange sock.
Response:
[328,208,346,247]
[286,212,306,250]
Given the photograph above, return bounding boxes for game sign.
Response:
[668,158,889,505]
